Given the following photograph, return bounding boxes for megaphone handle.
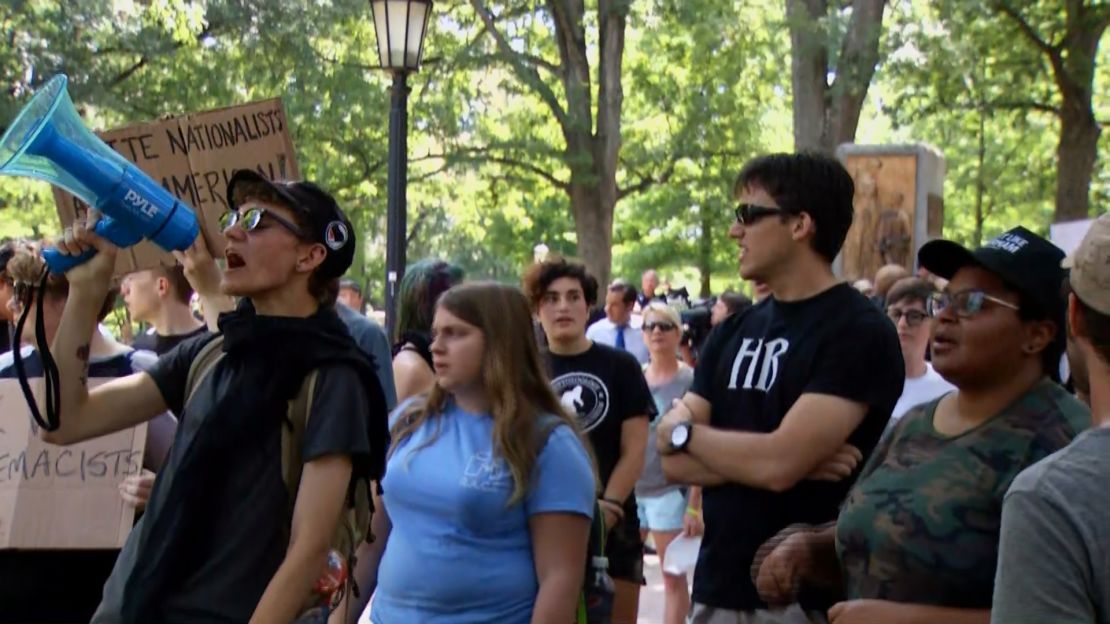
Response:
[42,216,125,274]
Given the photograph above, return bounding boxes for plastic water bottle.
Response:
[312,550,349,606]
[585,555,615,623]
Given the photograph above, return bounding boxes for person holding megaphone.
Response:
[40,171,389,624]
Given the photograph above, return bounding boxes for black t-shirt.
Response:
[689,283,903,611]
[92,333,372,623]
[131,325,208,356]
[546,343,656,580]
[546,343,655,488]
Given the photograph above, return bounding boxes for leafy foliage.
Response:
[0,0,1105,303]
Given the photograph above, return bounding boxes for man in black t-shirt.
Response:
[524,257,655,624]
[44,171,387,623]
[122,264,206,355]
[656,153,904,624]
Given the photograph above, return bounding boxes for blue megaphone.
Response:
[0,74,198,273]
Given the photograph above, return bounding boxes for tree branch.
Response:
[957,99,1062,116]
[618,156,677,200]
[107,56,150,88]
[469,0,569,128]
[993,1,1061,57]
[406,205,430,246]
[104,23,221,88]
[519,52,561,74]
[418,146,569,190]
[410,162,451,183]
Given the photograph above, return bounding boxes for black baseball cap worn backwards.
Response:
[918,226,1066,314]
[225,169,355,280]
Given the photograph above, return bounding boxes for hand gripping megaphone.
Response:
[0,74,198,272]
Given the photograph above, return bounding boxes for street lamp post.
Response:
[370,0,432,338]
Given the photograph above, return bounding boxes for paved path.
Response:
[638,553,667,624]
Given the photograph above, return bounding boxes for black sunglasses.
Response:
[219,205,306,239]
[734,203,783,226]
[643,321,678,333]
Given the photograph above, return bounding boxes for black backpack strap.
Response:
[531,412,564,453]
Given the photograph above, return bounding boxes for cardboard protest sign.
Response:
[52,99,300,276]
[0,379,146,549]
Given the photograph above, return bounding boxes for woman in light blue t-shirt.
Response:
[368,282,597,624]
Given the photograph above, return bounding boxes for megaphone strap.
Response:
[12,269,62,432]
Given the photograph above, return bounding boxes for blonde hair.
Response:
[389,282,596,504]
[643,301,682,327]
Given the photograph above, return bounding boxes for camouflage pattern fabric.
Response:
[836,379,1089,608]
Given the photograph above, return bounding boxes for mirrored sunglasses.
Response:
[219,205,306,239]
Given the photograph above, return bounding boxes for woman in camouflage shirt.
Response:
[755,228,1089,624]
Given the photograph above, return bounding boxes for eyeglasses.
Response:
[886,308,930,327]
[643,321,678,333]
[219,205,306,239]
[734,203,782,226]
[927,290,1020,319]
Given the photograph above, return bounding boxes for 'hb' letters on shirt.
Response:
[727,338,789,391]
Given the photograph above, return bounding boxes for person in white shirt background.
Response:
[587,279,650,365]
[885,276,956,425]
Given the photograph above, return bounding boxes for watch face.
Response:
[671,423,689,448]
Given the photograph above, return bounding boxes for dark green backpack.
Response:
[183,336,374,615]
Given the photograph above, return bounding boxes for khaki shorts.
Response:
[688,603,828,624]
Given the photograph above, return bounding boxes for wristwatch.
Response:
[670,421,693,453]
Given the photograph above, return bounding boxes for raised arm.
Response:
[44,220,169,445]
[173,235,234,331]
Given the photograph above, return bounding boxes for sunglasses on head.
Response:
[643,320,678,333]
[734,203,783,226]
[219,204,306,239]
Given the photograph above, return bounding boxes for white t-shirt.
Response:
[891,363,956,423]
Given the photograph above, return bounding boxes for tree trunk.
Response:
[1055,97,1100,222]
[548,0,626,287]
[1052,18,1104,222]
[995,2,1107,222]
[786,0,886,154]
[786,0,829,153]
[569,183,614,289]
[472,0,629,285]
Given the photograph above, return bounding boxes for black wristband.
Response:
[602,496,623,508]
